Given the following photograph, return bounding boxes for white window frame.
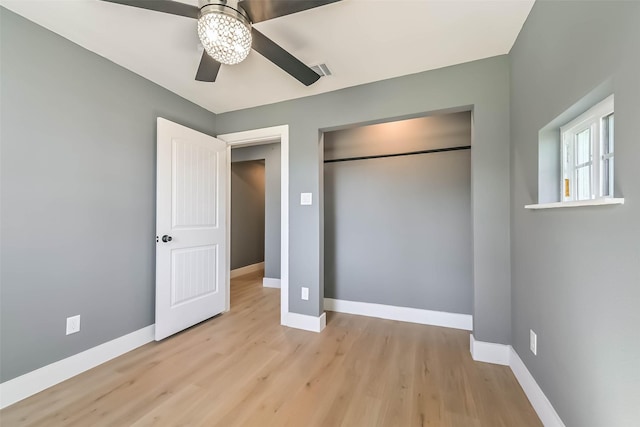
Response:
[560,95,614,202]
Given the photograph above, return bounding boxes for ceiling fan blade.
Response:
[195,51,222,82]
[251,28,320,86]
[99,0,200,19]
[239,0,341,23]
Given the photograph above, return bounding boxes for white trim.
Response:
[469,334,510,365]
[510,348,567,427]
[262,277,281,288]
[325,298,473,331]
[0,325,154,409]
[217,125,290,328]
[283,312,326,333]
[525,197,624,210]
[230,262,264,279]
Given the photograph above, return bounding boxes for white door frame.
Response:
[217,125,289,325]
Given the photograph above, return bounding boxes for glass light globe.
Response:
[197,10,252,65]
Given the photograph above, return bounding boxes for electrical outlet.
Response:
[66,315,81,335]
[301,287,309,301]
[530,329,537,355]
[300,193,312,206]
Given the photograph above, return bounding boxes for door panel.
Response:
[156,118,227,341]
[170,245,218,306]
[172,139,218,228]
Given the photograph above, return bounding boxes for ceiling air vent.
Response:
[310,63,332,77]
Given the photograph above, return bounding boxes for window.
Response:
[561,95,614,202]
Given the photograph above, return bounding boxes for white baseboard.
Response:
[283,312,326,333]
[324,298,472,331]
[0,325,155,409]
[230,262,264,279]
[469,334,511,365]
[468,335,566,426]
[262,277,281,288]
[510,348,566,427]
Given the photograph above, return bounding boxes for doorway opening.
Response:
[230,159,266,277]
[218,125,290,326]
[230,142,281,288]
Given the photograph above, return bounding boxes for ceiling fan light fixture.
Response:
[197,3,252,66]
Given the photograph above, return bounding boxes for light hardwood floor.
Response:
[1,271,541,426]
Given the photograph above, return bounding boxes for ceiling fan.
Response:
[100,0,340,85]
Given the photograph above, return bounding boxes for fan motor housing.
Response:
[198,1,250,23]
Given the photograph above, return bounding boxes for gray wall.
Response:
[324,113,472,314]
[217,56,512,344]
[0,9,218,382]
[231,144,281,279]
[230,161,265,270]
[510,1,640,426]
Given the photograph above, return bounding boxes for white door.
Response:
[155,118,227,341]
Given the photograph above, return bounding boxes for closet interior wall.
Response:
[323,111,473,315]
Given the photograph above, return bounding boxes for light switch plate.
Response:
[300,193,312,205]
[301,287,309,300]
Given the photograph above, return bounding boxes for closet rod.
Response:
[324,145,471,163]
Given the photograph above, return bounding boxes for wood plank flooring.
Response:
[1,271,541,426]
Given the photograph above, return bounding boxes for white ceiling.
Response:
[1,0,534,113]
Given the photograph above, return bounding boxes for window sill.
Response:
[525,198,625,210]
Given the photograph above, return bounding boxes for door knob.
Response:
[161,235,173,243]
